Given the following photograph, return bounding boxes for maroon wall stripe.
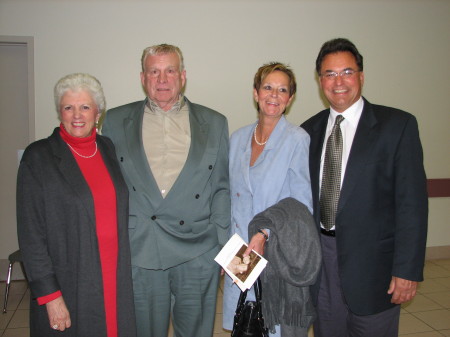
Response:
[427,179,450,198]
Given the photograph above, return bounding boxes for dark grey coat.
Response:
[17,128,136,337]
[248,197,321,331]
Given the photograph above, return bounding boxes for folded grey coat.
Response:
[248,197,322,331]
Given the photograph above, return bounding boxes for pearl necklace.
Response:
[66,142,98,159]
[253,123,268,146]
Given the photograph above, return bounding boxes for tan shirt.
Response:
[143,96,191,198]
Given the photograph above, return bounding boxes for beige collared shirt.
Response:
[143,96,191,198]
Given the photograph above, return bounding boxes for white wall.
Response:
[0,0,449,260]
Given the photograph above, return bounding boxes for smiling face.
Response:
[140,52,186,111]
[254,71,294,119]
[319,51,364,112]
[59,90,100,138]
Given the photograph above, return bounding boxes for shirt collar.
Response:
[329,97,364,128]
[146,95,185,115]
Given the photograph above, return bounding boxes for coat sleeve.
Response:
[209,117,231,246]
[392,115,428,281]
[17,153,61,298]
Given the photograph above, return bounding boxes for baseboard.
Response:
[425,245,450,260]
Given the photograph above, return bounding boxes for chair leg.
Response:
[2,262,13,314]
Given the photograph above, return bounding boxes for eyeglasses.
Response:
[320,69,360,80]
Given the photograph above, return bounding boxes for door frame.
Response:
[0,35,35,143]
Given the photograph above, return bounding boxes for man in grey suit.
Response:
[301,38,428,337]
[102,44,230,337]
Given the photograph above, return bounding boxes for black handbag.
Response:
[231,278,269,337]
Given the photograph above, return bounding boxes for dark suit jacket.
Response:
[301,98,428,315]
[102,97,230,270]
[17,128,136,337]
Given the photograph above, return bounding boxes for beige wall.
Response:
[0,0,449,261]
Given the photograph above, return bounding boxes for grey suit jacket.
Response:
[301,98,428,315]
[102,97,231,269]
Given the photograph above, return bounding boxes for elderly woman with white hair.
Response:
[17,73,136,337]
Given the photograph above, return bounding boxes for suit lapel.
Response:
[163,99,208,203]
[338,99,378,212]
[123,101,163,208]
[308,111,329,221]
[49,130,96,228]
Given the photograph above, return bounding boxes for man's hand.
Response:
[46,296,71,331]
[387,276,418,304]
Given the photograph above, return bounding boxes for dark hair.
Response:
[315,38,363,75]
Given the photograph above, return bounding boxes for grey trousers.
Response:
[314,234,400,337]
[132,247,220,337]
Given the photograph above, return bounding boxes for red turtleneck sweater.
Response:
[38,125,118,337]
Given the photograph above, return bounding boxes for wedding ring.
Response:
[52,324,58,329]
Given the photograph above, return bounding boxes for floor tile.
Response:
[3,294,23,313]
[432,259,450,268]
[219,275,224,293]
[398,332,446,337]
[4,259,450,337]
[425,291,450,308]
[402,294,443,312]
[434,277,450,289]
[398,313,434,335]
[216,292,223,314]
[418,278,450,294]
[17,291,29,311]
[424,264,450,278]
[413,309,450,330]
[2,327,30,337]
[213,313,224,334]
[0,311,14,330]
[7,310,29,329]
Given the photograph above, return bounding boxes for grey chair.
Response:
[2,249,23,313]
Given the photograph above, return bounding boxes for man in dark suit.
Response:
[301,38,428,337]
[102,44,230,337]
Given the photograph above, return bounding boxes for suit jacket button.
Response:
[209,165,213,170]
[195,194,200,199]
[179,220,184,225]
[151,216,156,220]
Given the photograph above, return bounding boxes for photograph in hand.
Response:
[226,245,261,283]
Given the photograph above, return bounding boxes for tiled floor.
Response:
[1,259,450,337]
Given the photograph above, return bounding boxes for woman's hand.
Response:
[245,230,267,256]
[46,296,71,331]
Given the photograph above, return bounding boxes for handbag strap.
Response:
[254,277,262,303]
[236,277,263,306]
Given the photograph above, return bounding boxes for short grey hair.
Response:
[54,73,106,118]
[141,44,184,72]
